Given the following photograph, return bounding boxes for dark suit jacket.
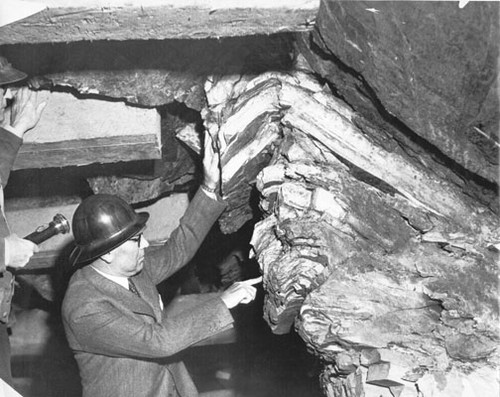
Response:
[0,127,22,324]
[62,189,233,397]
[0,126,22,384]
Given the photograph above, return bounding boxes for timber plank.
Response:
[12,91,161,170]
[16,136,160,169]
[0,0,319,45]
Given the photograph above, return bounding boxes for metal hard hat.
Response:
[0,57,27,85]
[70,194,149,264]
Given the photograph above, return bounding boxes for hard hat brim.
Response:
[70,212,149,265]
[0,65,27,85]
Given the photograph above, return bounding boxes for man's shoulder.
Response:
[63,268,96,308]
[66,266,88,286]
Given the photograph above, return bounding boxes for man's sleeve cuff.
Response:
[201,186,218,201]
[2,124,23,139]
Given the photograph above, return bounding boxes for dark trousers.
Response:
[0,322,13,386]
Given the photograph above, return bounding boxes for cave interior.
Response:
[0,1,498,397]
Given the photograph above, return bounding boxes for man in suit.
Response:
[0,56,46,386]
[62,133,258,397]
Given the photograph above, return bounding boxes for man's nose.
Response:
[139,236,150,249]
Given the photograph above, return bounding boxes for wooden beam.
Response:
[12,91,161,170]
[0,0,319,45]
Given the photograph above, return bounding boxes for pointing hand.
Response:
[220,277,262,309]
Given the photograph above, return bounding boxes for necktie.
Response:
[128,278,141,298]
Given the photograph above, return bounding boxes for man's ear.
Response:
[100,250,115,264]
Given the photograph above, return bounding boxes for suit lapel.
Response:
[133,271,162,319]
[83,266,157,319]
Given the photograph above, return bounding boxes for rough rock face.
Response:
[155,5,500,393]
[2,35,294,111]
[204,66,498,396]
[234,3,499,394]
[204,75,285,233]
[298,1,499,201]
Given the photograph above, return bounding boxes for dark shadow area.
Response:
[1,34,295,77]
[10,242,82,397]
[4,160,155,201]
[10,312,82,397]
[184,286,322,397]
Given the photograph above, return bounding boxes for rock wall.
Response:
[301,1,499,186]
[202,18,499,394]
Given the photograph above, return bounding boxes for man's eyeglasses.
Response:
[129,233,143,246]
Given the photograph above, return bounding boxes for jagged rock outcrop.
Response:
[205,64,498,396]
[298,1,499,199]
[178,7,499,393]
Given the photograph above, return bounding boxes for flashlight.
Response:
[24,214,71,245]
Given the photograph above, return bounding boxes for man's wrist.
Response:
[201,183,217,194]
[201,186,218,201]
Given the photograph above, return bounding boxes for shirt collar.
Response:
[90,265,129,290]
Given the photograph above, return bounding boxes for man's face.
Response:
[108,233,150,277]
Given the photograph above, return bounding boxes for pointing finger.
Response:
[240,276,263,286]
